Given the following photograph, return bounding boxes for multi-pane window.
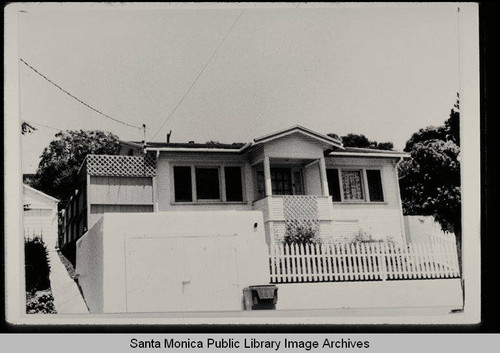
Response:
[342,170,364,201]
[326,168,384,202]
[174,165,244,203]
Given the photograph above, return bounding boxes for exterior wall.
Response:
[275,279,463,311]
[88,175,155,230]
[156,152,254,211]
[325,156,406,244]
[75,217,104,313]
[404,215,456,244]
[304,163,322,195]
[23,186,58,248]
[264,132,326,160]
[75,211,269,313]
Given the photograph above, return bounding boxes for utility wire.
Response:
[151,9,245,140]
[19,58,142,130]
[23,120,62,132]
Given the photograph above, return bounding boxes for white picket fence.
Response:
[269,238,460,283]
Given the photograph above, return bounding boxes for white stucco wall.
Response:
[276,279,463,311]
[75,217,104,313]
[75,211,269,313]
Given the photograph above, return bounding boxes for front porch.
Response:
[251,155,334,245]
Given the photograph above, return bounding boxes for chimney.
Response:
[166,130,172,143]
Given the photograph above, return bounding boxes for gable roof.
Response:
[121,125,343,154]
[252,125,343,149]
[23,184,59,202]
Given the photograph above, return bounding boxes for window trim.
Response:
[327,167,385,204]
[171,163,246,204]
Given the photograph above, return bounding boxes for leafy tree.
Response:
[327,133,393,150]
[30,130,120,202]
[399,95,461,239]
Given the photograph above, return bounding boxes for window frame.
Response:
[171,163,246,204]
[327,167,385,204]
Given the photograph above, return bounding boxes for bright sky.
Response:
[18,3,460,173]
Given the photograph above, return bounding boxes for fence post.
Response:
[378,243,387,281]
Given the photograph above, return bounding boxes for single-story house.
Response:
[23,184,59,249]
[64,125,462,313]
[61,125,409,248]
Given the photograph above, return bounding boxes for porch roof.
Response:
[252,125,343,149]
[328,147,410,159]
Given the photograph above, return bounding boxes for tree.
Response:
[327,133,394,150]
[30,130,120,202]
[399,95,461,240]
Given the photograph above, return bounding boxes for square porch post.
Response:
[263,156,272,196]
[319,156,330,197]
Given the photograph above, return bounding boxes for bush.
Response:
[26,291,56,314]
[25,237,51,293]
[283,224,321,245]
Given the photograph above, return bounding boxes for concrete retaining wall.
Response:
[275,279,463,311]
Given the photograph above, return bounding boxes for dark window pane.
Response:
[326,169,341,201]
[174,166,192,202]
[367,170,384,202]
[257,171,265,199]
[196,168,220,200]
[225,167,243,202]
[271,168,292,195]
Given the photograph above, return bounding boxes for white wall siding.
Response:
[90,176,153,205]
[331,207,404,243]
[265,133,326,160]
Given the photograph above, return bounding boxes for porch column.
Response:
[319,156,330,196]
[263,156,272,196]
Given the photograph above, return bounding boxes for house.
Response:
[64,125,462,313]
[23,184,59,249]
[61,125,409,249]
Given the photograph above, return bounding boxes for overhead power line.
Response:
[23,120,62,132]
[151,9,245,140]
[19,58,142,130]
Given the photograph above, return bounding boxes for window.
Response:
[224,167,243,202]
[326,169,341,201]
[271,168,292,195]
[195,167,220,200]
[173,165,244,203]
[366,170,384,202]
[342,170,364,201]
[257,171,265,199]
[326,168,384,202]
[174,166,192,202]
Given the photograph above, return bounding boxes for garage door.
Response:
[125,235,240,313]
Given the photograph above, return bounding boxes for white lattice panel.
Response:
[86,154,156,177]
[282,195,320,235]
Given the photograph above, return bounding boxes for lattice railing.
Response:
[85,154,156,177]
[282,195,320,236]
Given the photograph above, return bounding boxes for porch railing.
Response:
[269,238,460,283]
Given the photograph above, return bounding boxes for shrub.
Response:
[25,237,51,293]
[26,291,56,314]
[283,223,321,245]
